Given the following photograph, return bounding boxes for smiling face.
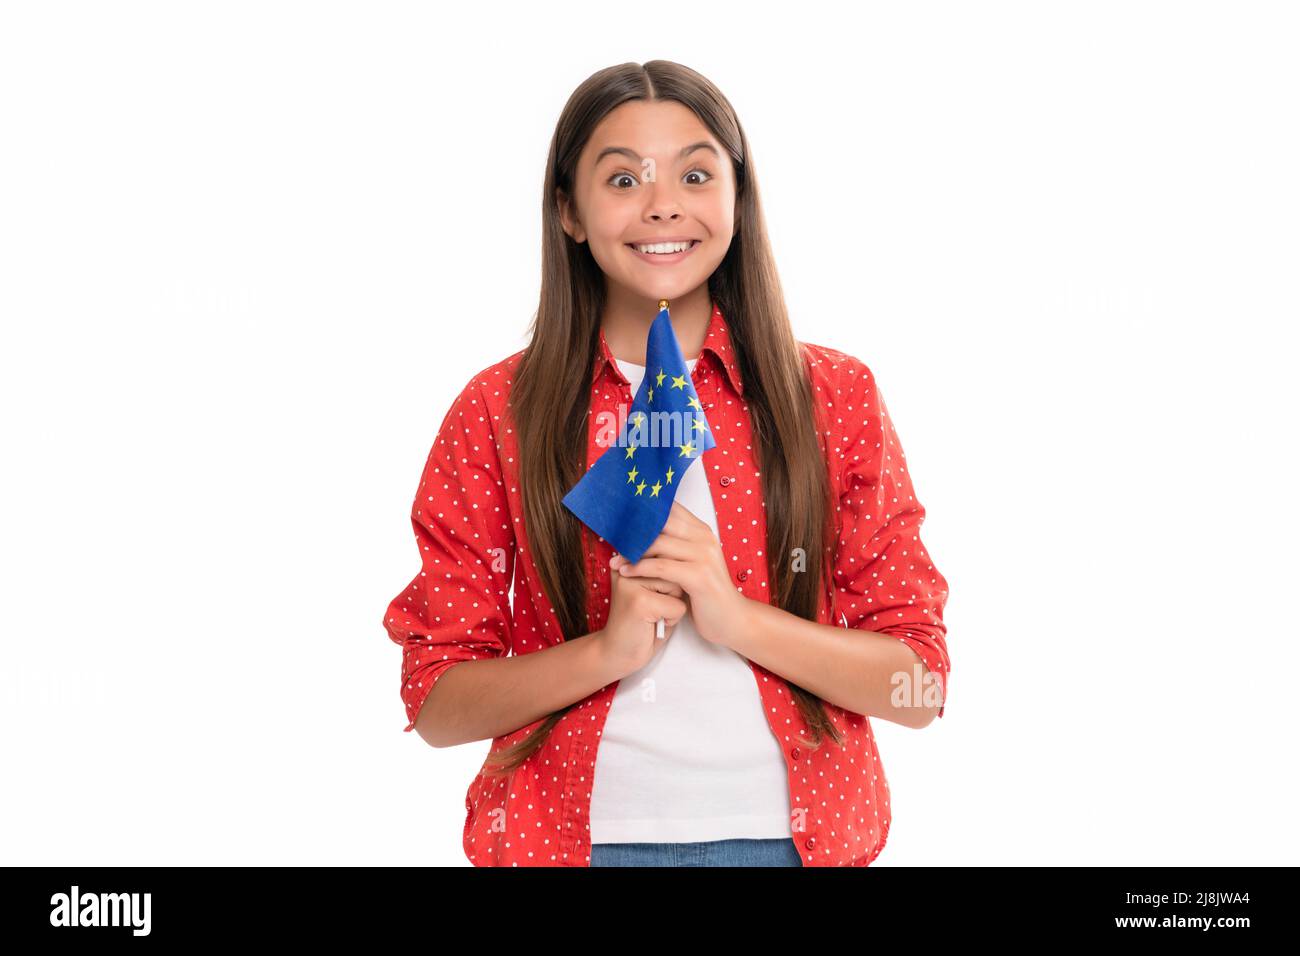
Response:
[558,99,736,304]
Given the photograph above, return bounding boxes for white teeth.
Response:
[633,241,695,254]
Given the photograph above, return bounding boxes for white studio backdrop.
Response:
[1,1,1296,865]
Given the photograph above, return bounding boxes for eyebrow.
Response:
[594,141,719,166]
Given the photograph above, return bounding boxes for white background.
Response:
[2,1,1296,866]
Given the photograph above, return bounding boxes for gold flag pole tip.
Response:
[658,299,669,310]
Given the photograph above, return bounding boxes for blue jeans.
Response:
[590,837,803,867]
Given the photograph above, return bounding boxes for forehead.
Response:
[582,100,718,162]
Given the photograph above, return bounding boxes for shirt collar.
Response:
[593,299,745,399]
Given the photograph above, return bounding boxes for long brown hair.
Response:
[484,60,843,776]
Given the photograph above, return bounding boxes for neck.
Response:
[600,285,712,365]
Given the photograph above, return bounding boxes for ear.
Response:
[556,189,586,244]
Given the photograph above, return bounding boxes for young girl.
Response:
[382,60,951,868]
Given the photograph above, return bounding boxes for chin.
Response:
[632,276,702,301]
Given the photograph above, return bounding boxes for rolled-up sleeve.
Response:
[382,374,516,733]
[832,359,951,717]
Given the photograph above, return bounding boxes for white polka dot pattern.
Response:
[381,301,951,867]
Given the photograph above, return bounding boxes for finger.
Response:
[612,561,684,597]
[646,591,688,621]
[641,503,694,543]
[627,533,693,562]
[618,557,689,589]
[666,500,707,536]
[630,575,685,598]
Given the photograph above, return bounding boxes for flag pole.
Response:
[655,298,669,640]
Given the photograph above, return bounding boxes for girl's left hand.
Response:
[611,501,750,648]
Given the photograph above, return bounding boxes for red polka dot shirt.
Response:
[382,300,951,866]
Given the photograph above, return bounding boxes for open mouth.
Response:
[625,239,701,263]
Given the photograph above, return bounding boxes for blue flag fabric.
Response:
[562,303,717,564]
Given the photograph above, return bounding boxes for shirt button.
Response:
[805,836,817,849]
[736,569,749,582]
[719,475,733,486]
[791,747,802,761]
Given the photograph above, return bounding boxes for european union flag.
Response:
[563,301,716,564]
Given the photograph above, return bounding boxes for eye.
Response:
[606,167,715,189]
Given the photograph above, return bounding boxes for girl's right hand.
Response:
[598,553,688,677]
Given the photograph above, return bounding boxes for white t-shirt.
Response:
[587,356,793,844]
